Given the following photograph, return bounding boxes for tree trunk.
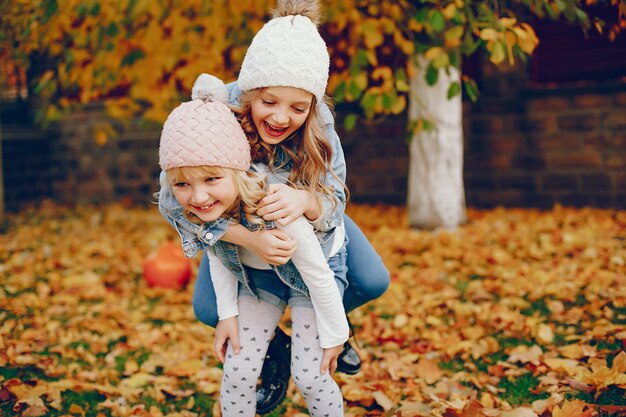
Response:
[407,55,466,230]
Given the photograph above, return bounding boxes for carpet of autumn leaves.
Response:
[1,202,625,417]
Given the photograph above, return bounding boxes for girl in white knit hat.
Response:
[159,89,347,416]
[160,0,390,412]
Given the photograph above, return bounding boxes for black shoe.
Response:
[337,340,361,375]
[256,327,291,415]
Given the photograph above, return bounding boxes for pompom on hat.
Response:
[238,0,329,103]
[159,75,250,171]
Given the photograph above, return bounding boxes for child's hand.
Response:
[215,317,240,363]
[257,184,313,225]
[320,344,343,375]
[247,228,297,265]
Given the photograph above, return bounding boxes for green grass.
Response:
[521,297,551,316]
[572,386,626,407]
[498,373,548,405]
[2,389,112,417]
[0,365,55,382]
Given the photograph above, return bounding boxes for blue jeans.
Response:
[192,214,390,327]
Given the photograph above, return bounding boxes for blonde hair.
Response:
[237,89,348,213]
[165,165,267,229]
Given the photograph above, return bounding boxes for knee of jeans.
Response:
[192,296,219,327]
[362,267,390,299]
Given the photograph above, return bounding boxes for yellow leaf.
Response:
[415,358,443,384]
[372,66,392,81]
[612,350,626,373]
[365,49,379,66]
[390,95,406,115]
[504,31,517,65]
[517,23,540,54]
[501,408,538,417]
[489,41,506,65]
[373,391,395,411]
[552,400,589,417]
[499,17,517,29]
[559,344,598,359]
[443,3,457,19]
[168,359,205,377]
[362,19,384,49]
[408,19,424,33]
[149,406,164,417]
[354,72,368,90]
[122,372,151,388]
[186,396,195,409]
[582,357,626,389]
[396,78,410,93]
[543,358,581,376]
[125,359,139,374]
[69,404,86,417]
[393,30,414,55]
[480,28,499,41]
[536,323,554,344]
[424,46,445,61]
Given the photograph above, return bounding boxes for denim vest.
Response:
[225,81,346,233]
[158,165,338,300]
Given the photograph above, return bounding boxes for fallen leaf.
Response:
[551,399,594,417]
[508,345,543,365]
[415,358,443,384]
[500,407,538,417]
[372,391,395,411]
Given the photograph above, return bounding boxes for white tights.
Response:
[219,295,344,416]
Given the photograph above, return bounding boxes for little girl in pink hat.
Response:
[158,84,347,416]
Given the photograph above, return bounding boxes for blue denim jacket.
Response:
[158,170,310,298]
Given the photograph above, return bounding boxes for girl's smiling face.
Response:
[169,167,238,222]
[250,86,314,145]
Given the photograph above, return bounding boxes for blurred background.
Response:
[1,0,625,219]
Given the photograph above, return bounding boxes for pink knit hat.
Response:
[159,77,250,171]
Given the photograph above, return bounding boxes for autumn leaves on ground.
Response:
[1,203,625,417]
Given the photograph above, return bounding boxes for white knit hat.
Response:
[238,7,329,103]
[159,76,251,171]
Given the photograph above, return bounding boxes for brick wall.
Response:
[342,66,626,209]
[462,68,626,208]
[2,70,625,211]
[50,106,161,206]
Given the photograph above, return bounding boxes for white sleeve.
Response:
[278,217,349,348]
[206,250,239,320]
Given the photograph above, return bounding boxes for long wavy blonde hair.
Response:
[166,165,267,229]
[236,89,348,214]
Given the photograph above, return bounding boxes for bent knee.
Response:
[192,298,219,328]
[291,369,321,393]
[361,267,390,299]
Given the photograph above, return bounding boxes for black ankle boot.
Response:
[336,340,361,375]
[256,327,291,415]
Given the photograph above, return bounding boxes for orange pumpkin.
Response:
[143,242,192,289]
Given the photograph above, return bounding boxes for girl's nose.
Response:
[192,187,208,204]
[272,109,289,125]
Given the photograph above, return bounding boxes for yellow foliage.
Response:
[2,0,620,125]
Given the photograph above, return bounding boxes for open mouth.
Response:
[192,201,218,213]
[263,121,288,137]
